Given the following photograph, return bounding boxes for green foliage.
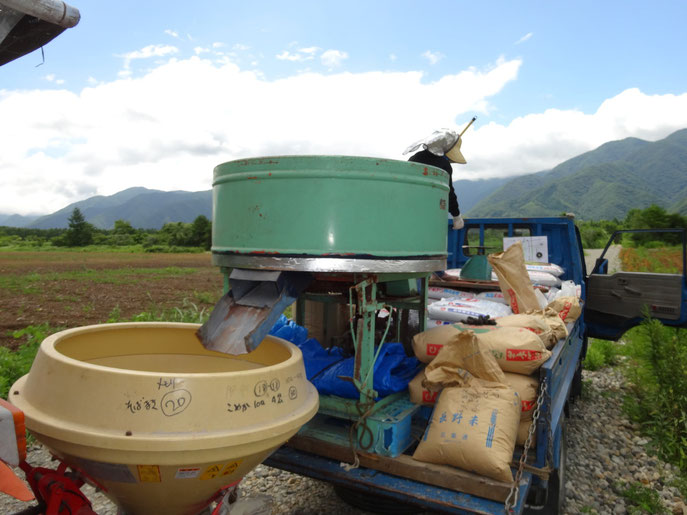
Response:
[193,290,220,305]
[624,205,687,247]
[190,215,212,250]
[583,338,620,371]
[0,324,56,398]
[0,217,208,252]
[622,321,687,473]
[65,208,95,246]
[618,482,668,514]
[575,205,686,249]
[107,299,210,324]
[577,219,622,248]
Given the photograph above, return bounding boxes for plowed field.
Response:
[0,251,222,349]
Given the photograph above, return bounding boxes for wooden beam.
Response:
[286,435,513,503]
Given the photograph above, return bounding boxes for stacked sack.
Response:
[410,309,564,453]
[411,331,521,482]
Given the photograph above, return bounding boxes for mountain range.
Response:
[7,188,212,230]
[467,128,687,219]
[2,128,686,229]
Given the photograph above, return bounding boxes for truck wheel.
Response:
[333,485,421,514]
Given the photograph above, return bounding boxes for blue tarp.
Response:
[269,315,420,399]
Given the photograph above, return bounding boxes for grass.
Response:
[583,338,620,371]
[622,320,687,474]
[0,324,60,398]
[618,482,668,514]
[193,289,221,305]
[106,298,211,324]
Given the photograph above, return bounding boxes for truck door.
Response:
[585,229,687,340]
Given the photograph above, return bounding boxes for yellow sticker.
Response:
[221,459,243,476]
[200,463,224,480]
[137,465,161,483]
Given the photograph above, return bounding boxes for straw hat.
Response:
[445,137,466,164]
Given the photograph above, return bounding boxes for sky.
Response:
[2,0,687,216]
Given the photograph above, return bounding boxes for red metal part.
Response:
[19,461,96,515]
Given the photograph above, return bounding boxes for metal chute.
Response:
[197,269,313,355]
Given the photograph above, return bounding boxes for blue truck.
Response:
[265,216,687,514]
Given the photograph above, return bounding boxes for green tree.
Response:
[65,208,94,246]
[160,222,193,246]
[625,205,687,246]
[190,215,212,250]
[113,219,136,235]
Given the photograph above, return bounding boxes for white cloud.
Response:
[2,56,687,217]
[164,29,179,39]
[389,53,397,62]
[299,46,319,55]
[516,32,533,45]
[276,50,308,62]
[233,43,249,51]
[459,88,687,180]
[118,44,179,77]
[422,50,444,65]
[321,49,348,69]
[43,74,65,85]
[276,46,321,62]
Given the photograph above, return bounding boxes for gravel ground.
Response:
[2,367,685,515]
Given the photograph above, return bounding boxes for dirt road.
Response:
[584,244,622,274]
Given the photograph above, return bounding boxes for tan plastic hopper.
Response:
[10,322,319,515]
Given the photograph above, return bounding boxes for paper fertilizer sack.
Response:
[504,372,539,421]
[412,324,460,364]
[411,330,504,406]
[488,242,540,314]
[412,324,551,374]
[547,296,582,323]
[496,313,557,349]
[423,330,506,385]
[525,307,569,343]
[413,378,521,482]
[408,368,441,405]
[452,325,551,375]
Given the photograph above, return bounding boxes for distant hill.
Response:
[0,213,39,227]
[453,177,511,213]
[468,128,687,220]
[28,188,212,229]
